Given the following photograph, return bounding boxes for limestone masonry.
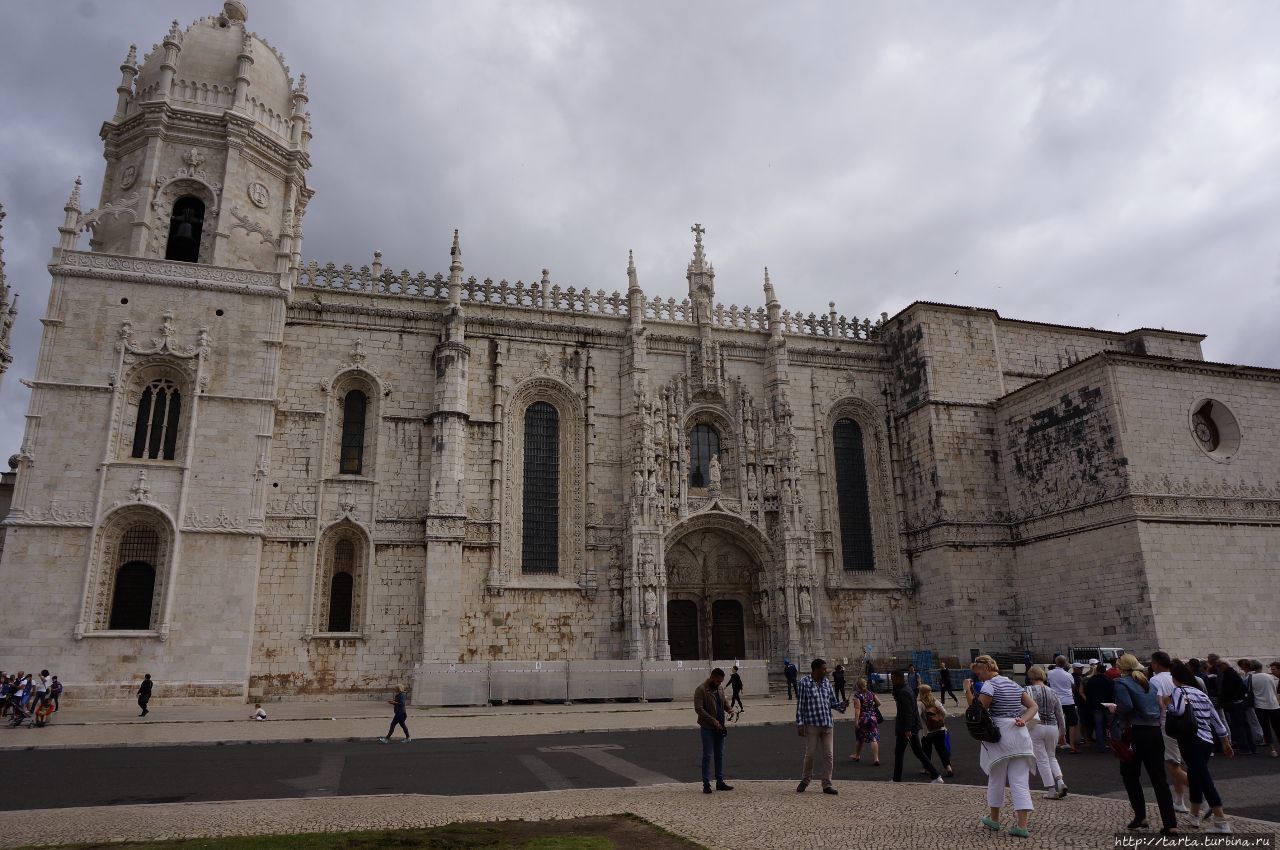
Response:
[1,2,1276,701]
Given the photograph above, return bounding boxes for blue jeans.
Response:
[1093,708,1109,751]
[700,726,724,783]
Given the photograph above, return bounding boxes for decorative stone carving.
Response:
[247,180,270,208]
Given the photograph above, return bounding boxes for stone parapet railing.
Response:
[297,259,883,341]
[54,250,282,292]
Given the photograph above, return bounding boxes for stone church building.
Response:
[1,3,1276,701]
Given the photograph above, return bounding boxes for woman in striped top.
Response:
[1025,666,1068,799]
[965,655,1039,839]
[1168,661,1234,834]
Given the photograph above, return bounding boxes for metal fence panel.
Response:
[490,660,570,702]
[411,662,490,707]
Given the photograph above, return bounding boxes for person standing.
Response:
[1214,658,1254,755]
[694,668,733,793]
[1024,666,1068,799]
[918,684,953,777]
[784,659,798,701]
[1084,662,1114,753]
[795,658,848,794]
[1167,660,1234,833]
[136,674,153,718]
[50,676,62,712]
[1112,654,1177,834]
[1149,651,1190,813]
[849,676,882,765]
[378,684,410,743]
[832,664,847,703]
[1048,656,1080,753]
[938,662,958,705]
[907,665,921,697]
[893,672,942,783]
[966,655,1037,839]
[1250,660,1280,757]
[727,665,745,714]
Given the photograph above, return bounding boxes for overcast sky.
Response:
[1,1,1278,455]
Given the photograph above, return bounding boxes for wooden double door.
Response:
[667,598,746,661]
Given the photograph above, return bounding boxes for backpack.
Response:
[923,703,946,731]
[1164,687,1197,740]
[964,699,1001,743]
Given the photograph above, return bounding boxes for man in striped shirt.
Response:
[796,658,849,794]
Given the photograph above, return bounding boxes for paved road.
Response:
[3,720,1277,822]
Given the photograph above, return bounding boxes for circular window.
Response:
[1189,399,1241,462]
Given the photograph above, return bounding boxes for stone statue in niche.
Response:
[764,468,777,496]
[640,549,656,584]
[748,467,759,494]
[708,453,722,493]
[759,591,770,621]
[633,469,645,497]
[799,586,813,621]
[643,587,658,626]
[762,417,775,451]
[744,415,757,452]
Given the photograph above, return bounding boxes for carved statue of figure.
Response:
[633,469,645,497]
[640,550,656,583]
[764,468,777,496]
[708,453,722,492]
[762,417,775,451]
[643,587,659,624]
[668,416,680,452]
[799,586,813,620]
[759,591,770,621]
[646,474,658,497]
[747,467,758,494]
[744,415,757,451]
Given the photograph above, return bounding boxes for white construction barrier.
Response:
[490,660,570,703]
[712,658,770,697]
[568,659,644,701]
[411,662,490,707]
[642,659,710,702]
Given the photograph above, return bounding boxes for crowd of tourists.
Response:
[696,651,1277,839]
[0,669,61,728]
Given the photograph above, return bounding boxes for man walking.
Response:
[694,668,733,794]
[938,662,958,705]
[1149,651,1190,813]
[796,658,849,795]
[784,659,798,701]
[727,665,745,714]
[1048,655,1080,753]
[137,673,153,718]
[892,669,943,783]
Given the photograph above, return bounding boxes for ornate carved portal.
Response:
[664,525,769,660]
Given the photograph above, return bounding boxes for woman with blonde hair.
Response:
[917,683,953,777]
[1112,654,1176,833]
[849,676,881,765]
[1025,665,1068,798]
[965,654,1038,838]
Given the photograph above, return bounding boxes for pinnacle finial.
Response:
[763,266,777,301]
[124,44,138,66]
[0,202,7,292]
[297,73,308,94]
[167,19,182,40]
[66,177,82,211]
[627,249,635,273]
[449,229,462,272]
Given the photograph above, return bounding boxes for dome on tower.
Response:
[131,2,298,140]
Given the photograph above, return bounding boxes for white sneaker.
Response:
[1042,789,1059,799]
[931,777,944,784]
[1207,818,1232,834]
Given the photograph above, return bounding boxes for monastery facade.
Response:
[1,3,1276,701]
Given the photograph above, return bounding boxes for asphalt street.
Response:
[3,719,1278,823]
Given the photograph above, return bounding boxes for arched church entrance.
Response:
[664,517,769,660]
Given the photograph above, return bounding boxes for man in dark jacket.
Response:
[727,665,745,713]
[892,669,941,782]
[694,669,733,794]
[137,673,153,718]
[784,659,798,701]
[1215,658,1256,754]
[1084,664,1114,753]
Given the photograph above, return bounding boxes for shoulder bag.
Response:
[964,699,1001,743]
[1164,687,1196,740]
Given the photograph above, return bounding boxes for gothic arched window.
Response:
[165,195,205,263]
[327,539,356,632]
[522,401,560,574]
[833,418,875,570]
[339,390,368,475]
[107,525,161,629]
[688,423,721,488]
[131,378,182,461]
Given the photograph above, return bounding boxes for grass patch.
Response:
[21,815,706,850]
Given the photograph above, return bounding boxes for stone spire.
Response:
[686,222,715,304]
[627,249,645,331]
[764,266,782,344]
[0,202,15,390]
[58,177,82,250]
[447,228,463,308]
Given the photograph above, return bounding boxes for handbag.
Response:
[874,705,884,723]
[964,700,1001,743]
[1109,715,1134,762]
[1164,688,1196,740]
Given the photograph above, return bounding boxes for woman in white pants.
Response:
[1025,665,1068,799]
[966,655,1039,839]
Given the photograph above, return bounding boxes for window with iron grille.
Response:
[522,401,560,574]
[688,424,721,488]
[833,418,875,570]
[339,390,367,475]
[108,524,161,629]
[131,379,182,461]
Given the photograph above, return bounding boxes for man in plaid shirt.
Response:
[796,657,850,794]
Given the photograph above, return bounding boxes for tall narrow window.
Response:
[131,379,182,461]
[108,525,161,629]
[327,539,356,632]
[339,390,367,475]
[522,401,559,574]
[833,418,875,570]
[165,195,205,263]
[688,424,721,488]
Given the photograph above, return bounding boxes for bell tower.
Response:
[81,1,312,276]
